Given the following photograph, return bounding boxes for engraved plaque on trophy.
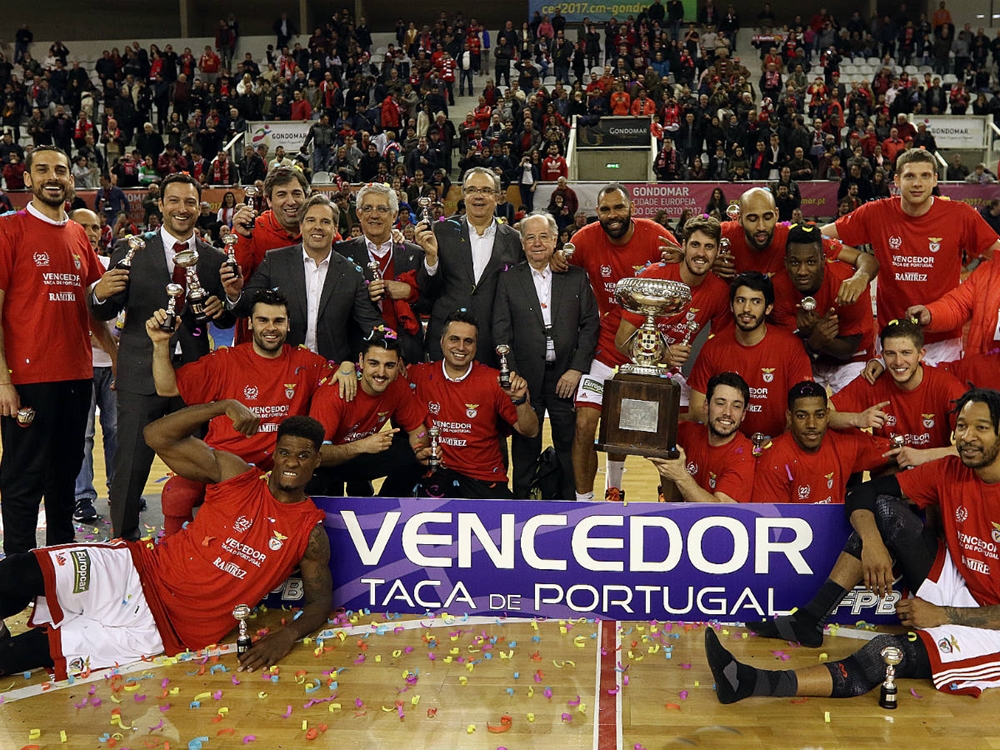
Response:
[597,277,692,497]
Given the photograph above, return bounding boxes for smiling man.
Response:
[145,289,335,534]
[234,194,382,363]
[715,389,1000,702]
[91,172,235,541]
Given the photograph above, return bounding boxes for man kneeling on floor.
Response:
[706,388,1000,702]
[0,404,332,679]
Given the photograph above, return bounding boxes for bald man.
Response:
[69,209,119,524]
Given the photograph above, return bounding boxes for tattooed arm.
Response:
[895,598,1000,630]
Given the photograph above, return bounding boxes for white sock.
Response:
[575,491,595,502]
[606,460,625,490]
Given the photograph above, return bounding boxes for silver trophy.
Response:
[116,234,145,270]
[16,407,35,428]
[173,249,210,323]
[879,645,903,709]
[367,260,382,281]
[427,426,442,471]
[221,233,240,276]
[615,277,692,376]
[418,196,432,224]
[233,604,252,657]
[242,186,260,237]
[496,344,512,390]
[890,434,905,449]
[726,203,740,221]
[719,236,733,263]
[800,296,818,312]
[562,242,575,260]
[679,313,700,347]
[160,283,185,332]
[751,432,767,457]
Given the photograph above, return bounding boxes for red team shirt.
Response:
[688,326,813,438]
[175,344,331,468]
[676,421,756,502]
[941,353,1000,391]
[128,469,325,654]
[899,457,1000,607]
[770,259,875,364]
[309,376,427,443]
[720,221,841,278]
[569,218,675,367]
[620,262,730,344]
[407,362,518,484]
[832,365,966,448]
[753,429,891,503]
[834,197,996,343]
[0,210,105,384]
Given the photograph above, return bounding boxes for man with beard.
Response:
[0,147,117,554]
[307,332,430,497]
[688,272,813,441]
[709,389,1000,702]
[91,172,235,542]
[145,289,336,535]
[770,223,875,393]
[648,372,756,503]
[551,184,678,502]
[753,381,891,504]
[713,187,878,306]
[614,216,731,407]
[830,319,966,470]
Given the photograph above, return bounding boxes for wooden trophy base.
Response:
[596,371,682,501]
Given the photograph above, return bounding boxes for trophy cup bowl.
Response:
[562,242,575,260]
[418,196,432,224]
[221,232,239,274]
[751,432,767,456]
[800,296,818,312]
[173,250,210,323]
[726,203,741,221]
[615,277,692,376]
[160,283,185,332]
[16,407,35,428]
[116,234,146,270]
[890,434,905,449]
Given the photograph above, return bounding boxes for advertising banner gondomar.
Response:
[246,121,312,156]
[531,0,698,24]
[313,497,901,624]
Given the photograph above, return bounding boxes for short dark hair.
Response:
[785,222,824,252]
[160,171,203,198]
[729,270,774,308]
[879,317,924,348]
[264,165,310,199]
[787,380,827,410]
[250,288,289,317]
[361,329,402,357]
[25,145,70,171]
[276,415,325,451]
[597,183,629,205]
[953,388,1000,435]
[442,308,480,337]
[706,371,750,405]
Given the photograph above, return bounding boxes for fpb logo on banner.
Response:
[295,498,900,624]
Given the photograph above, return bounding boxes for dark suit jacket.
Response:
[90,233,233,397]
[334,236,427,364]
[418,217,523,365]
[239,243,383,363]
[492,262,599,401]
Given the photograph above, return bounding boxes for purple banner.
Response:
[312,497,900,624]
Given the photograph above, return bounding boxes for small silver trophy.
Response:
[679,313,700,347]
[496,344,512,390]
[116,234,145,270]
[726,203,740,221]
[615,277,693,376]
[879,645,903,709]
[418,196,432,224]
[221,232,240,276]
[160,283,185,332]
[367,260,382,281]
[890,434,905,449]
[751,432,767,457]
[800,296,818,312]
[562,242,575,260]
[242,186,259,237]
[719,236,733,261]
[233,603,252,657]
[16,407,35,428]
[427,426,442,471]
[173,250,210,322]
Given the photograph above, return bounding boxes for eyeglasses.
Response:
[359,204,393,214]
[523,234,554,244]
[463,187,497,196]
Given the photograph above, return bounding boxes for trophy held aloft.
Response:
[597,277,692,500]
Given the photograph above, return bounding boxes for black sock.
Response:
[745,579,846,647]
[705,628,798,704]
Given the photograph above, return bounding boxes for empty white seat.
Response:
[311,171,332,184]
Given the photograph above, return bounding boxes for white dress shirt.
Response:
[302,247,331,353]
[469,220,497,285]
[529,263,556,362]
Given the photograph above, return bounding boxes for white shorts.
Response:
[812,360,865,395]
[30,543,164,680]
[914,547,1000,696]
[575,359,615,409]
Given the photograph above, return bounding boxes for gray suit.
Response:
[417,217,523,365]
[493,262,599,498]
[90,232,233,539]
[334,237,428,364]
[238,243,383,363]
